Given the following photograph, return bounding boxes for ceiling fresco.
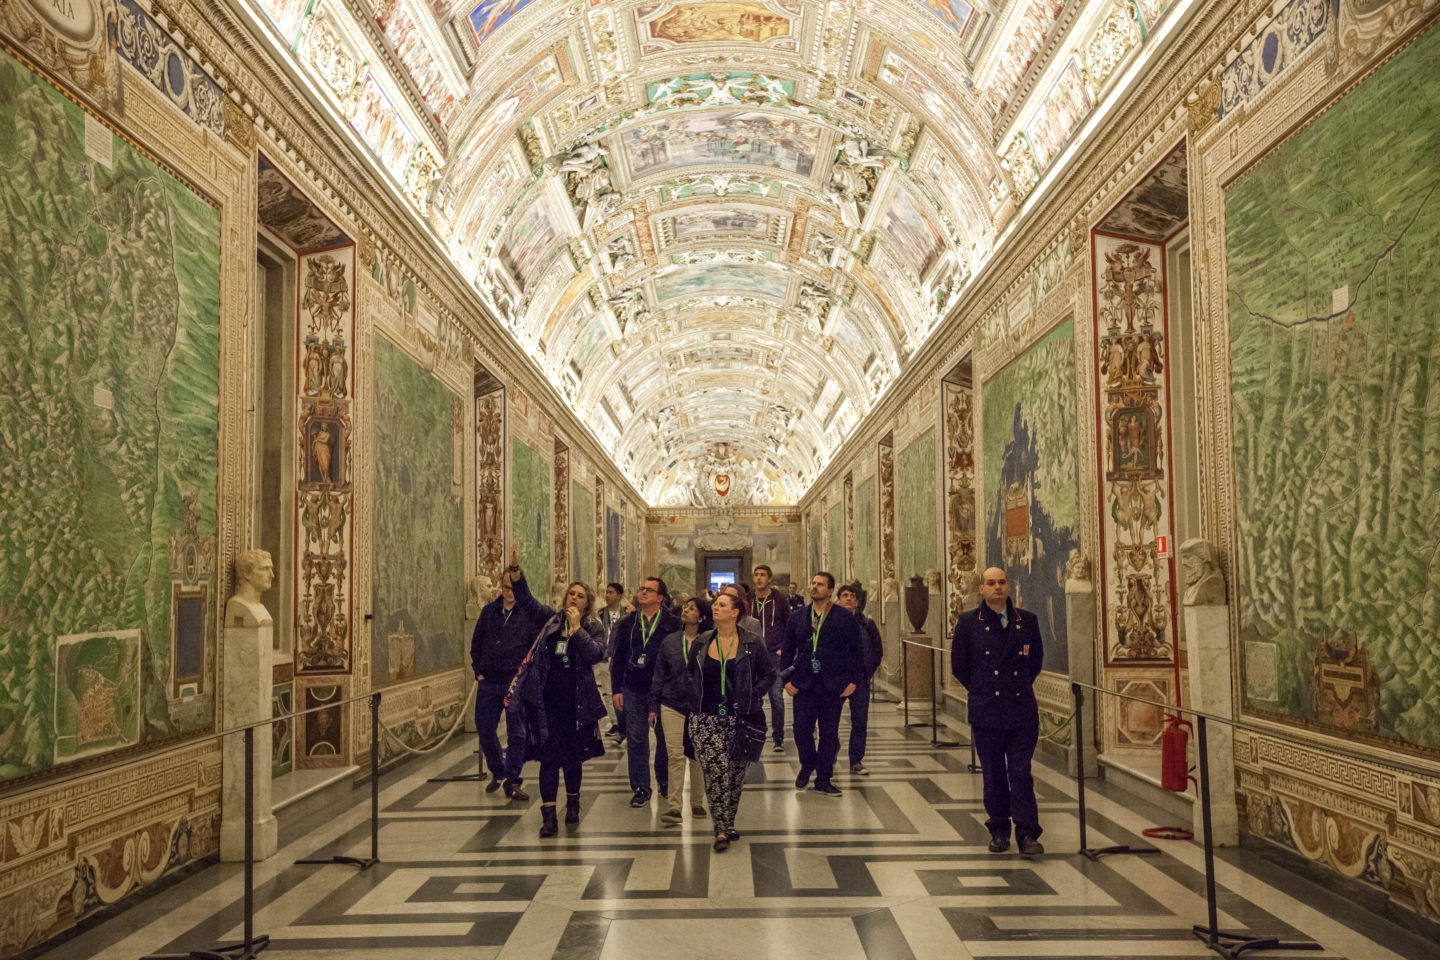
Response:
[248,0,1188,505]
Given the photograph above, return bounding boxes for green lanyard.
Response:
[756,596,769,623]
[716,631,738,698]
[681,630,698,666]
[639,612,659,650]
[809,606,827,654]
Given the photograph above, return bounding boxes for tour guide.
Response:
[471,541,556,802]
[951,566,1044,854]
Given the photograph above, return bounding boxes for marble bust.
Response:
[466,574,497,619]
[1065,548,1092,583]
[227,549,274,627]
[1179,538,1226,606]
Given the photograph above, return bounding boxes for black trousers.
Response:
[846,678,870,765]
[474,679,524,783]
[792,689,844,785]
[971,722,1042,840]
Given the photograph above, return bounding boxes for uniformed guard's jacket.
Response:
[950,599,1043,730]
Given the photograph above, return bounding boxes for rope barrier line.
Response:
[376,680,479,757]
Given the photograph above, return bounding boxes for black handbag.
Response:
[731,711,767,763]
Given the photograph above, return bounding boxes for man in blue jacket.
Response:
[781,572,862,797]
[951,566,1044,854]
[610,577,681,807]
[471,541,556,801]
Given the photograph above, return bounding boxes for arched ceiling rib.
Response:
[256,0,1184,505]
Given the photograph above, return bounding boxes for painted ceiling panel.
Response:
[250,0,1183,504]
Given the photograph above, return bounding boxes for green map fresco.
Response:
[854,477,878,594]
[0,51,221,780]
[898,429,939,602]
[371,337,465,684]
[1227,25,1440,750]
[571,479,595,589]
[827,501,846,580]
[512,438,551,588]
[981,321,1077,671]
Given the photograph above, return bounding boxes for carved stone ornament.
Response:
[228,548,275,627]
[0,0,122,111]
[223,99,256,153]
[1179,537,1226,606]
[1186,77,1221,138]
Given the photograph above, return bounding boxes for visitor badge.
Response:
[811,657,822,674]
[636,654,646,667]
[718,703,727,717]
[556,638,569,656]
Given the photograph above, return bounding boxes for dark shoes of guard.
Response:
[988,833,1010,853]
[1018,836,1044,855]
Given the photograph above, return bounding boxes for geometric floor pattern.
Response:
[37,704,1432,960]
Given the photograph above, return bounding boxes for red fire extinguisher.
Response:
[1160,714,1193,793]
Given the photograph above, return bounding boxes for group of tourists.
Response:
[471,544,1044,856]
[469,545,887,851]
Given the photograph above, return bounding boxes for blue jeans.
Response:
[475,679,524,783]
[971,722,1041,840]
[767,673,786,745]
[622,687,668,793]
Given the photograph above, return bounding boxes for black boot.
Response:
[539,805,558,838]
[565,792,581,824]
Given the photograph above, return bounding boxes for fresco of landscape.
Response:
[981,321,1078,671]
[571,479,595,589]
[1226,24,1440,751]
[371,338,465,685]
[0,51,221,780]
[898,430,939,628]
[854,477,878,598]
[512,438,552,588]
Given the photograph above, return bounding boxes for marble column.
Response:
[221,553,279,862]
[1064,574,1098,778]
[1185,602,1238,847]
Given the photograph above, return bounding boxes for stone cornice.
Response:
[334,0,449,152]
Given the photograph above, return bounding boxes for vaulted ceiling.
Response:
[249,0,1180,505]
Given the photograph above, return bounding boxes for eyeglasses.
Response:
[638,585,658,594]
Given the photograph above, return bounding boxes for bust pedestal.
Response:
[1184,603,1238,847]
[1064,578,1098,778]
[902,633,934,704]
[220,601,279,862]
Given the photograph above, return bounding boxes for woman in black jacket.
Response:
[683,592,776,852]
[506,581,607,837]
[649,596,712,826]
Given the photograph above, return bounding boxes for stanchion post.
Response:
[369,692,380,865]
[928,643,959,748]
[1073,683,1088,856]
[1198,716,1220,940]
[243,725,254,955]
[902,640,910,728]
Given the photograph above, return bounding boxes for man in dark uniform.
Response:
[471,541,556,801]
[781,572,862,797]
[951,566,1045,854]
[610,577,681,807]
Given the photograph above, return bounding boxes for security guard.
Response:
[951,566,1045,854]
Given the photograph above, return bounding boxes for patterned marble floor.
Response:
[36,705,1433,960]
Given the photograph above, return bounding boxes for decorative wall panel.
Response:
[475,380,505,585]
[897,429,939,593]
[826,500,846,580]
[552,443,570,602]
[980,320,1077,672]
[572,478,596,589]
[295,246,356,678]
[1094,234,1177,665]
[0,49,220,782]
[854,473,879,597]
[371,336,465,686]
[943,377,977,631]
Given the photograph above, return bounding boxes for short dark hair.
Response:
[683,595,714,632]
[643,576,668,599]
[814,571,835,589]
[837,582,859,600]
[753,563,772,576]
[607,581,625,594]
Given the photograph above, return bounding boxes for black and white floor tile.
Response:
[37,707,1434,960]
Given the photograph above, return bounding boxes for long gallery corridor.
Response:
[35,707,1433,960]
